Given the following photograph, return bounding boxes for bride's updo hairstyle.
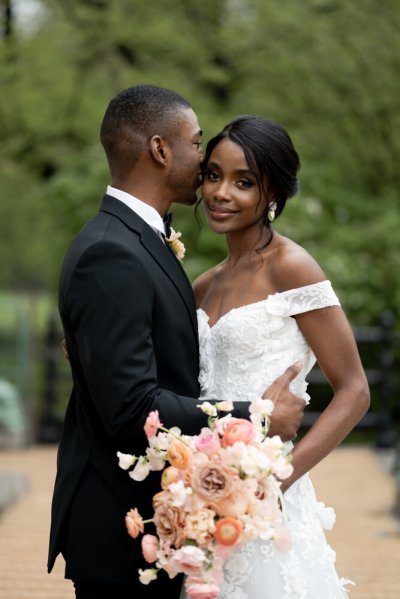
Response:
[203,115,300,224]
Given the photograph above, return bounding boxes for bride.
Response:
[182,115,370,598]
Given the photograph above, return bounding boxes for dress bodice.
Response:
[182,281,350,599]
[197,280,340,405]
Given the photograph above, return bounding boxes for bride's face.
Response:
[202,139,268,235]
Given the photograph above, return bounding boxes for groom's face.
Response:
[167,108,204,206]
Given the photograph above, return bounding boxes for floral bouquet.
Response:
[117,399,293,599]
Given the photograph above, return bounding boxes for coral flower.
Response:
[214,516,243,546]
[125,508,144,539]
[167,439,192,470]
[221,418,255,448]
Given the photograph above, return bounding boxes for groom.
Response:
[48,84,305,599]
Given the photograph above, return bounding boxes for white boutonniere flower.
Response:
[166,227,185,261]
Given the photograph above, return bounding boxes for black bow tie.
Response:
[163,212,173,238]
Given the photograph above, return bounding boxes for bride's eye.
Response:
[205,170,219,182]
[237,179,252,189]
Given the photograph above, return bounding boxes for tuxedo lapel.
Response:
[140,226,198,341]
[99,195,198,347]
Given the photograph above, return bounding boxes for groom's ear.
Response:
[149,135,170,166]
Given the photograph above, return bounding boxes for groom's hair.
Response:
[100,84,192,176]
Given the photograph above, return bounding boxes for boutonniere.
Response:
[165,228,185,261]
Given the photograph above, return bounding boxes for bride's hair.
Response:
[202,115,300,225]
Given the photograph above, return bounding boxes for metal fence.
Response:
[38,310,400,447]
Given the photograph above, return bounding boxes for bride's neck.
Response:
[225,225,272,265]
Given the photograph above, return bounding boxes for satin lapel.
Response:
[99,195,198,348]
[140,226,198,347]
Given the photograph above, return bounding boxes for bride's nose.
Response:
[212,181,231,202]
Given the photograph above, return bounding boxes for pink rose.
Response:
[195,428,221,457]
[168,545,205,576]
[221,418,255,448]
[144,410,162,439]
[185,578,220,599]
[141,534,159,563]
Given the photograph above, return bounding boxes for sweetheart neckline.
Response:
[196,279,333,330]
[197,296,272,331]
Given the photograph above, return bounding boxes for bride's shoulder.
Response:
[192,265,219,306]
[269,234,327,292]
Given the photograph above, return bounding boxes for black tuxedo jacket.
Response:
[47,195,249,592]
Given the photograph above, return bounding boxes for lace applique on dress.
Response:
[182,281,350,599]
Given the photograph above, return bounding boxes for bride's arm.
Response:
[272,250,370,492]
[282,304,370,491]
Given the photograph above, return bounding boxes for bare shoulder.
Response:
[192,266,218,306]
[269,234,327,292]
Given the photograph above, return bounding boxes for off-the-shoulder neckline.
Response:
[197,280,332,330]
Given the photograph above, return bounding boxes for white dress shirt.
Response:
[106,185,166,237]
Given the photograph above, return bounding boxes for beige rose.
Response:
[153,500,185,548]
[191,462,235,503]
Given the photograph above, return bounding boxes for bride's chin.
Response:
[206,220,228,235]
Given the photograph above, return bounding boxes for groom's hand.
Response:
[262,362,305,440]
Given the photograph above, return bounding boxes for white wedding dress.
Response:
[186,281,352,599]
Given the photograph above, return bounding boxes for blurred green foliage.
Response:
[1,0,399,325]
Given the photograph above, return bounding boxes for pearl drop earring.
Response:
[268,201,277,222]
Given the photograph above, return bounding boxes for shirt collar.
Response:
[106,185,166,235]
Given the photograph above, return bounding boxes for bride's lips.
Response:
[207,204,238,220]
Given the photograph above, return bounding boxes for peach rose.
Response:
[161,466,181,490]
[167,439,192,470]
[221,418,255,448]
[141,534,159,563]
[214,516,243,546]
[125,508,144,539]
[191,462,235,502]
[211,481,252,518]
[152,490,170,510]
